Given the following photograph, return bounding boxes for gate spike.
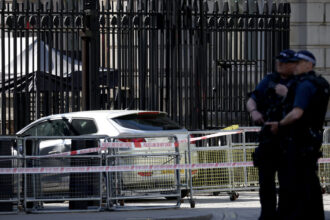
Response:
[203,0,209,13]
[96,1,100,10]
[271,1,277,14]
[150,0,156,12]
[59,0,63,11]
[263,1,269,15]
[101,0,104,11]
[278,2,284,13]
[106,0,111,10]
[168,1,173,12]
[46,1,50,11]
[160,0,164,12]
[37,0,42,10]
[12,0,17,10]
[193,0,198,12]
[187,0,192,9]
[24,0,29,11]
[243,0,249,13]
[0,0,5,10]
[254,0,259,15]
[223,1,229,13]
[213,1,219,13]
[234,1,239,13]
[138,0,144,11]
[284,2,291,14]
[117,0,123,11]
[181,0,187,11]
[127,0,133,12]
[65,0,69,12]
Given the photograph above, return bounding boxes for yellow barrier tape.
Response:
[222,124,239,131]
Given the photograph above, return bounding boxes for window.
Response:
[23,119,72,136]
[112,113,182,131]
[71,119,97,135]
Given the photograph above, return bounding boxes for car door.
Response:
[22,118,72,155]
[22,118,73,194]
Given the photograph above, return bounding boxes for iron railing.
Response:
[0,0,290,134]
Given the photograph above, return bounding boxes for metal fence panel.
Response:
[0,136,20,213]
[188,127,330,199]
[22,137,103,213]
[320,127,330,189]
[0,0,291,134]
[0,126,329,212]
[105,134,183,210]
[188,128,259,200]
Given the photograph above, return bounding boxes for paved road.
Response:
[1,192,330,220]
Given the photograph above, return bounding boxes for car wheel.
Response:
[229,192,239,201]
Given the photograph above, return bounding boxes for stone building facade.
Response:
[290,0,330,81]
[289,0,330,117]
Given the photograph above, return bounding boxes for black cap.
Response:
[276,49,297,63]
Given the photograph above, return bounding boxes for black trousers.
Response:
[254,142,280,220]
[258,163,278,220]
[277,147,324,220]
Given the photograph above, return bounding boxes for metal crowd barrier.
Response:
[0,136,21,213]
[22,136,104,213]
[188,126,330,199]
[320,127,330,192]
[0,127,330,214]
[105,133,185,210]
[188,128,259,200]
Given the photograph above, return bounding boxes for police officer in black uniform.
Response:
[246,49,297,220]
[267,50,329,220]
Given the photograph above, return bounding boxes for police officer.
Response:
[246,49,297,220]
[267,50,329,220]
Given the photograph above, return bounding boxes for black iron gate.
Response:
[0,0,290,134]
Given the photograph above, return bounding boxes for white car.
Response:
[17,110,197,198]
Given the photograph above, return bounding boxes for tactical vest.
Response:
[295,71,330,131]
[258,72,290,122]
[285,71,330,157]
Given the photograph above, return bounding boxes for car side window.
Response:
[71,119,97,135]
[23,122,50,136]
[23,119,72,136]
[51,120,72,136]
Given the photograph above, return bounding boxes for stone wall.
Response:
[290,0,330,80]
[290,0,330,119]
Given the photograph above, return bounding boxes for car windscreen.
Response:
[112,113,182,131]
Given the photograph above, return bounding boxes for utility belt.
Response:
[258,125,279,145]
[252,125,282,168]
[289,127,323,160]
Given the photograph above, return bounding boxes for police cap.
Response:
[275,49,297,63]
[293,50,316,66]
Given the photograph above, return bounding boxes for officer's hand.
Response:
[275,84,288,97]
[265,122,279,134]
[251,110,264,124]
